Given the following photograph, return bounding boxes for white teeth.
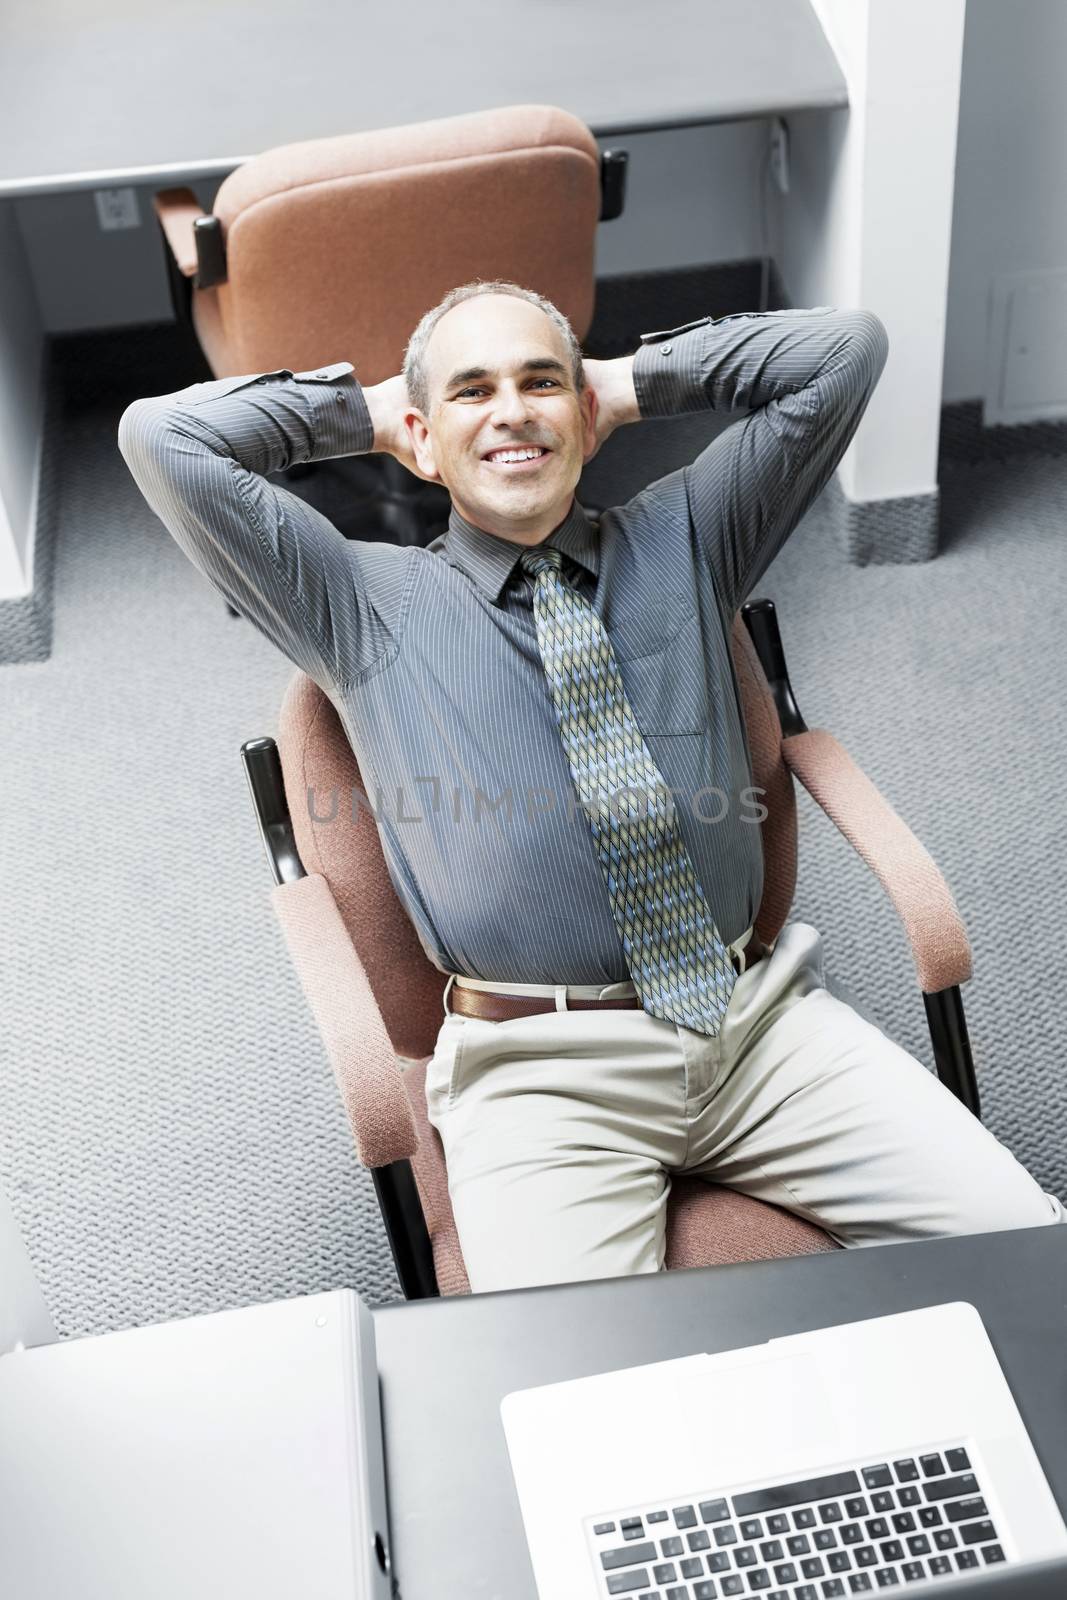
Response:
[487,447,546,463]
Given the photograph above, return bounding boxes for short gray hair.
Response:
[402,279,585,417]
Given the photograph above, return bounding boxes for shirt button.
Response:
[315,370,327,378]
[660,344,673,356]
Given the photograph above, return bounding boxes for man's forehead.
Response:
[428,298,565,379]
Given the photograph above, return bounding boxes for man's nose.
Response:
[490,384,533,429]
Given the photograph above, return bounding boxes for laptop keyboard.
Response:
[586,1442,1007,1598]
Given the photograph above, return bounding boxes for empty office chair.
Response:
[241,599,978,1299]
[152,104,628,551]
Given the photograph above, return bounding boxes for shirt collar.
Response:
[439,498,600,604]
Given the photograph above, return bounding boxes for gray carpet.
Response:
[2,319,1065,1340]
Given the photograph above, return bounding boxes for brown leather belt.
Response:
[449,937,769,1023]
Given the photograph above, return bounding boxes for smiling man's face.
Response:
[406,294,598,546]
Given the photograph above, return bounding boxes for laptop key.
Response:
[814,1530,838,1550]
[918,1509,942,1528]
[606,1570,651,1595]
[982,1546,1006,1564]
[714,1525,739,1546]
[929,1556,952,1575]
[665,1590,689,1600]
[848,1579,873,1594]
[870,1493,894,1513]
[855,1546,879,1568]
[945,1448,971,1472]
[789,1535,812,1555]
[862,1466,893,1489]
[934,1530,958,1551]
[923,1474,978,1503]
[660,1539,684,1558]
[801,1557,825,1578]
[700,1499,730,1523]
[773,1563,798,1584]
[652,1562,678,1583]
[845,1498,869,1518]
[673,1506,698,1529]
[740,1518,764,1539]
[603,1543,658,1570]
[919,1453,945,1476]
[796,1588,818,1600]
[959,1522,997,1546]
[874,1571,900,1588]
[901,1562,925,1582]
[595,1522,617,1535]
[945,1497,988,1523]
[823,1582,846,1597]
[879,1541,904,1562]
[795,1510,818,1529]
[955,1551,979,1570]
[906,1536,931,1557]
[679,1556,703,1578]
[759,1540,784,1561]
[720,1578,744,1596]
[828,1551,852,1572]
[897,1488,921,1507]
[735,1546,757,1567]
[746,1571,771,1591]
[734,1473,861,1516]
[708,1551,731,1571]
[841,1526,863,1545]
[687,1531,712,1552]
[894,1460,920,1482]
[648,1511,670,1523]
[767,1515,789,1534]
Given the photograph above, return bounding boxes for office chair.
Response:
[241,598,978,1299]
[151,104,628,556]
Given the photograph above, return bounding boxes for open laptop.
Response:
[501,1302,1067,1600]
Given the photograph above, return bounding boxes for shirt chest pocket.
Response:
[607,603,707,737]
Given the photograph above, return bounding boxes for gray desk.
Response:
[372,1226,1067,1598]
[1,0,846,197]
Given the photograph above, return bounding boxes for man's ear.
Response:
[580,383,600,464]
[406,410,442,483]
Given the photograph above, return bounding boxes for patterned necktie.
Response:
[519,545,737,1036]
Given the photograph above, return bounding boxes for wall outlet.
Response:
[769,117,790,195]
[93,187,141,231]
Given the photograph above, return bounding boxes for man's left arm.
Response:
[605,307,889,613]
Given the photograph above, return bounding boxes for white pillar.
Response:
[785,0,967,547]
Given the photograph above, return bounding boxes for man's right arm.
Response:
[117,362,409,693]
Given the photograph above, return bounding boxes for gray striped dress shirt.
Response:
[118,306,888,984]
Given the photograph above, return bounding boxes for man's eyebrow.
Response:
[443,357,570,392]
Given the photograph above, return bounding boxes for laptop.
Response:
[501,1302,1067,1600]
[0,1289,393,1599]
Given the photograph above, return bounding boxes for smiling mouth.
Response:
[482,446,552,469]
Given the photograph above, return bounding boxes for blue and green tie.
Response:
[519,545,737,1036]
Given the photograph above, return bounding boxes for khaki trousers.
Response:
[424,921,1064,1294]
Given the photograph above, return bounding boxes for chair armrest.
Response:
[271,873,418,1167]
[152,187,207,278]
[781,728,972,992]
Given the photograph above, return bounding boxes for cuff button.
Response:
[660,344,673,356]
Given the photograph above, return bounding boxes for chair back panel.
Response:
[193,104,602,381]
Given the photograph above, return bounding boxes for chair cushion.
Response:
[402,1061,837,1297]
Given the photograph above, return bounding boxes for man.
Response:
[118,281,1064,1293]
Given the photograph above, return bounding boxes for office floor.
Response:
[2,272,1066,1339]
